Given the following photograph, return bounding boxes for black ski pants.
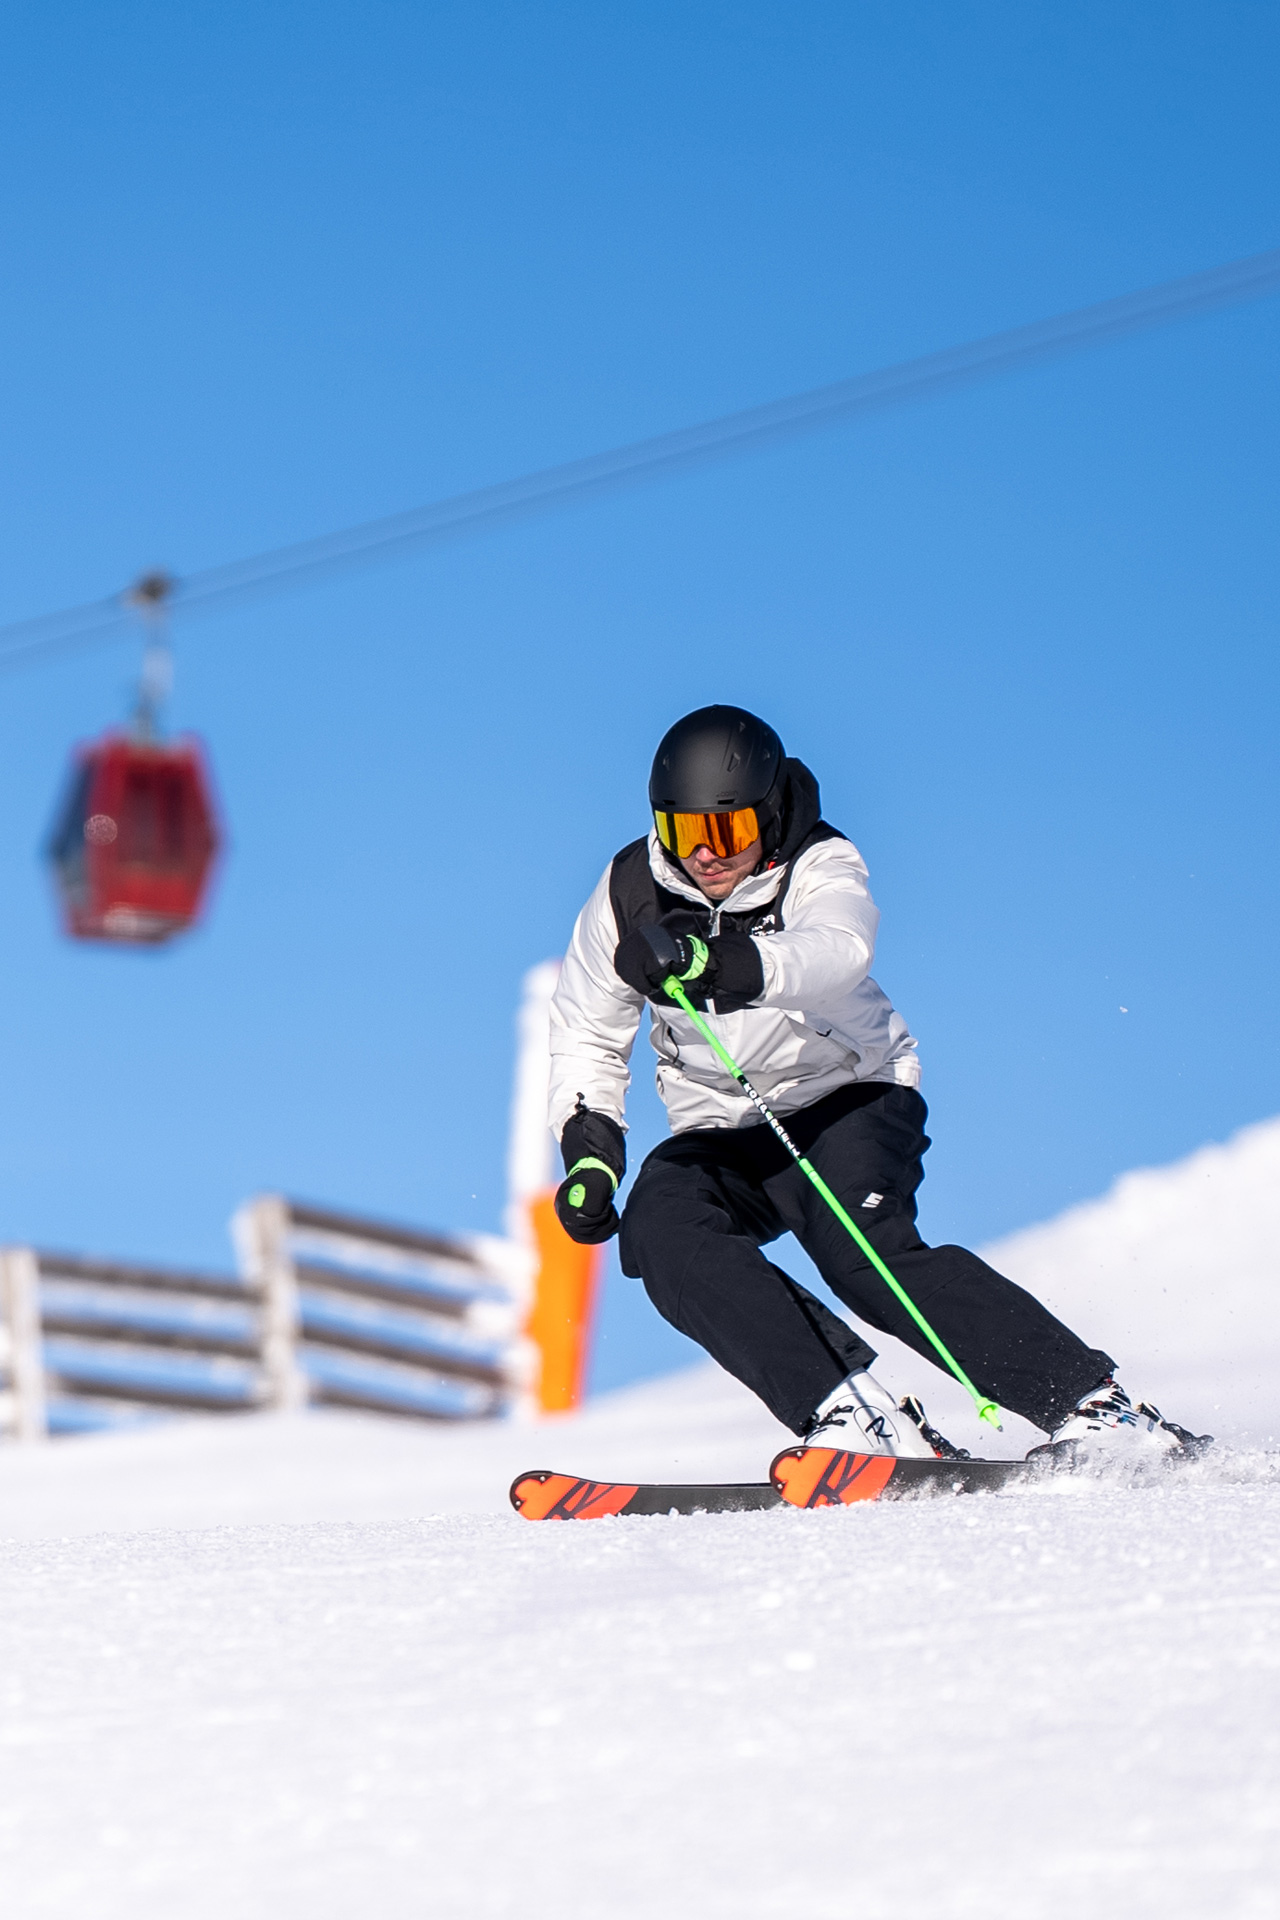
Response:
[619,1082,1112,1436]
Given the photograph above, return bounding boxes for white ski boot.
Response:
[803,1370,940,1458]
[1035,1378,1208,1465]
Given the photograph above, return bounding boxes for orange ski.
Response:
[771,1447,897,1507]
[771,1446,1038,1506]
[510,1472,640,1520]
[510,1470,781,1520]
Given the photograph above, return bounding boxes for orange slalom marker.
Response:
[525,1191,602,1413]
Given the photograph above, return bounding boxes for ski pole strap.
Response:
[566,1156,620,1194]
[660,972,1003,1431]
[676,936,710,983]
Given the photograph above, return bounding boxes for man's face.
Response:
[679,837,763,901]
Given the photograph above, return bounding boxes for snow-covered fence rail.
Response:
[0,1199,536,1441]
[232,1196,536,1424]
[4,1250,265,1436]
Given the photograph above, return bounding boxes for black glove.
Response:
[554,1105,626,1245]
[613,920,764,1012]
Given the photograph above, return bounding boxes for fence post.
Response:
[232,1197,308,1411]
[0,1248,48,1441]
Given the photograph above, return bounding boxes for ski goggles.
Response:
[653,806,761,860]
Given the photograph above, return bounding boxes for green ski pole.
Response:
[658,962,1003,1432]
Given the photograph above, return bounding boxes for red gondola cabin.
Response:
[48,733,221,944]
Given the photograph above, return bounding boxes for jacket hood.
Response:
[769,758,822,867]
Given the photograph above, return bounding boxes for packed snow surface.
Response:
[3,1375,1279,1918]
[3,1116,1280,1916]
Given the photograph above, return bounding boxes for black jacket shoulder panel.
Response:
[607,837,688,937]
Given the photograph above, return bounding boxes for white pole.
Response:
[0,1248,48,1441]
[504,959,561,1245]
[232,1197,309,1412]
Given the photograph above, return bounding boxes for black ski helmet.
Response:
[649,705,787,856]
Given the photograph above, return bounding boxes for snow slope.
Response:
[2,1452,1277,1919]
[984,1113,1280,1443]
[3,1119,1280,1917]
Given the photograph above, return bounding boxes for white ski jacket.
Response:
[548,827,919,1140]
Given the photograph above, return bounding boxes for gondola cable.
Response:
[2,242,1278,676]
[13,242,1280,946]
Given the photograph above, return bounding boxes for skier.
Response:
[548,704,1200,1463]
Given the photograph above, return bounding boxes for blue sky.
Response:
[0,3,1276,1391]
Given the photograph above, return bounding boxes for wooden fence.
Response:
[0,1195,536,1440]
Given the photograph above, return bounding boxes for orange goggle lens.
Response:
[654,807,760,860]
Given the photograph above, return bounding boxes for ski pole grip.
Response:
[638,923,686,978]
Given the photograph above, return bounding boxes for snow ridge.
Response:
[983,1114,1280,1444]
